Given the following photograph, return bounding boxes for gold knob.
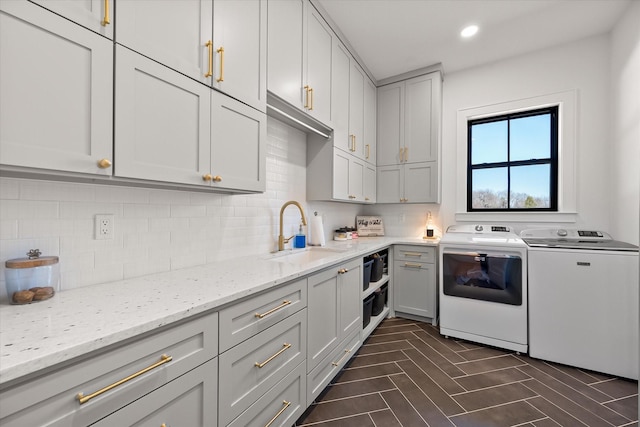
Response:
[213,175,222,182]
[97,158,112,169]
[203,174,212,182]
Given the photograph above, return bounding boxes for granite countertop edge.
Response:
[0,237,438,386]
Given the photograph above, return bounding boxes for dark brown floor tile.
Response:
[522,377,620,427]
[411,330,467,363]
[333,362,403,384]
[518,356,614,403]
[298,413,376,427]
[604,395,638,421]
[370,323,422,336]
[532,418,563,427]
[518,364,630,425]
[449,400,544,427]
[526,396,588,427]
[364,331,420,345]
[458,346,510,361]
[623,422,638,427]
[551,362,612,385]
[409,337,467,376]
[358,340,414,356]
[389,373,456,427]
[321,377,396,401]
[456,354,526,376]
[379,317,418,326]
[395,360,466,416]
[380,389,429,427]
[347,350,408,368]
[402,347,466,395]
[592,378,639,399]
[454,367,531,391]
[416,323,469,352]
[368,409,402,427]
[300,394,387,424]
[452,380,537,412]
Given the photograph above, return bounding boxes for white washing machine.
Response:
[522,228,639,379]
[439,224,528,353]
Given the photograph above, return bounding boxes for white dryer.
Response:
[439,224,528,353]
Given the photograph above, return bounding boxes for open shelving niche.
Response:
[362,247,391,340]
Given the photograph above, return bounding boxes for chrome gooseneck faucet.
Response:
[278,200,307,251]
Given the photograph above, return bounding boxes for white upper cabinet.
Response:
[0,1,113,176]
[376,161,437,204]
[331,40,351,153]
[364,163,377,204]
[348,62,365,159]
[267,0,305,108]
[213,0,267,111]
[116,0,212,86]
[117,0,266,111]
[364,78,377,165]
[305,6,332,124]
[377,82,404,165]
[30,0,114,39]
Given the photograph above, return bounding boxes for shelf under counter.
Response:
[363,274,389,299]
[363,306,390,340]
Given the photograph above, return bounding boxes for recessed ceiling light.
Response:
[461,25,479,38]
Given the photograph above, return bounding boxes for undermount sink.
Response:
[269,247,348,264]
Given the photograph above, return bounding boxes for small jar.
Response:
[5,249,59,304]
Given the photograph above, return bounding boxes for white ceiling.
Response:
[315,0,632,82]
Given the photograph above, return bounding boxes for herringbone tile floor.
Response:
[296,318,638,427]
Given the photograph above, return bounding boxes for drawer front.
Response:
[91,358,217,426]
[307,329,361,404]
[228,362,306,427]
[394,245,436,263]
[219,279,307,352]
[0,311,218,427]
[219,309,307,426]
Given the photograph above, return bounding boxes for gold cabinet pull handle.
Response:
[205,40,213,77]
[212,175,222,182]
[338,268,349,274]
[332,348,351,366]
[365,197,370,201]
[309,87,313,110]
[404,146,408,162]
[203,174,213,182]
[366,144,370,159]
[101,0,110,26]
[303,85,310,109]
[265,400,291,427]
[404,262,422,268]
[255,300,291,319]
[76,354,172,404]
[353,135,356,152]
[216,46,224,82]
[399,147,404,162]
[404,252,423,257]
[97,158,112,169]
[255,343,291,368]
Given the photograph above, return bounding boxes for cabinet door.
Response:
[348,156,365,202]
[213,0,266,111]
[90,359,218,427]
[211,92,266,192]
[364,164,377,204]
[349,61,365,159]
[331,40,351,153]
[30,0,113,39]
[376,165,402,203]
[267,0,304,109]
[394,261,436,318]
[376,82,404,166]
[307,267,340,372]
[332,150,350,201]
[404,161,437,203]
[404,74,435,163]
[339,259,362,340]
[364,77,377,165]
[0,2,113,175]
[305,7,332,124]
[114,46,211,186]
[116,0,212,85]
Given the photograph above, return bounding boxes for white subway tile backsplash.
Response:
[20,180,95,202]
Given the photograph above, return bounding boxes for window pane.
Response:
[510,114,551,161]
[510,164,550,208]
[470,121,507,164]
[471,167,507,209]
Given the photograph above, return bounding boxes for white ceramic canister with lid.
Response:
[5,249,59,304]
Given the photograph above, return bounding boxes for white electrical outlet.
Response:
[95,214,114,240]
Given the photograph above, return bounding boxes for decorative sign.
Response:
[356,216,385,237]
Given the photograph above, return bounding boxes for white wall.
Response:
[610,0,640,245]
[438,34,612,234]
[0,118,360,299]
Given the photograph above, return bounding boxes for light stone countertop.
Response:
[0,237,438,386]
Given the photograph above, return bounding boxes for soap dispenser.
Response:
[293,223,306,248]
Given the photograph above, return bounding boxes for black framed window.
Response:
[467,106,558,211]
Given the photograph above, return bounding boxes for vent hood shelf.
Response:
[266,92,332,139]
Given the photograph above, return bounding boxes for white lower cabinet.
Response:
[218,309,307,426]
[90,358,218,426]
[0,312,218,427]
[393,245,437,323]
